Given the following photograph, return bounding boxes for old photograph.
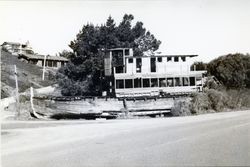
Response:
[1,0,250,166]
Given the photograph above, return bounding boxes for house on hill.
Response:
[1,41,68,69]
[18,54,68,69]
[1,41,34,55]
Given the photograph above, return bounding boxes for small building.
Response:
[1,41,34,55]
[18,53,68,69]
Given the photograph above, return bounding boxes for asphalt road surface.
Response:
[2,110,250,166]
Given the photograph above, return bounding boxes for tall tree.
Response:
[57,14,161,96]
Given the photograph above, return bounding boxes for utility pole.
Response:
[14,65,20,116]
[42,55,47,80]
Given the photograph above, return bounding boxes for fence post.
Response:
[30,87,41,119]
[14,65,20,116]
[42,55,47,80]
[30,87,34,113]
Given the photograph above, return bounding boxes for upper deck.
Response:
[104,48,199,77]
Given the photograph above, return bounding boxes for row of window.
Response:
[116,77,196,89]
[41,60,65,67]
[128,56,186,64]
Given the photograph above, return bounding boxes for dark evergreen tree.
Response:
[57,14,161,96]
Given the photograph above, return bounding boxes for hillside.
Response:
[1,49,57,98]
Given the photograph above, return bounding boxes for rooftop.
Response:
[125,54,198,58]
[19,54,69,61]
[2,42,21,46]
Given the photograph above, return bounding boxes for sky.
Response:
[0,0,250,62]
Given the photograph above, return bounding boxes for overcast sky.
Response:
[1,0,250,62]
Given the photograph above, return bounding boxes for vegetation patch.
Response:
[171,99,192,116]
[171,88,250,116]
[1,50,57,98]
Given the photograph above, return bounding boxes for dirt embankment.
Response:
[1,50,57,98]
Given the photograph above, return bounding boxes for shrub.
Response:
[226,88,250,108]
[206,89,228,111]
[204,76,221,90]
[190,88,250,114]
[171,99,192,116]
[19,94,30,103]
[190,93,211,114]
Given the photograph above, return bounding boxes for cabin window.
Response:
[125,79,133,88]
[112,50,124,73]
[174,57,179,62]
[112,50,124,66]
[157,57,162,62]
[31,60,38,64]
[116,80,124,89]
[174,77,182,86]
[159,78,167,87]
[134,78,142,88]
[167,57,172,62]
[143,79,150,88]
[167,78,174,87]
[181,57,186,62]
[125,49,130,56]
[115,66,124,73]
[190,77,195,86]
[150,58,156,72]
[151,78,158,87]
[53,61,57,67]
[61,62,65,67]
[136,58,142,73]
[128,58,133,63]
[183,77,189,86]
[47,60,53,67]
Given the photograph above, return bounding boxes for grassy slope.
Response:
[1,50,56,98]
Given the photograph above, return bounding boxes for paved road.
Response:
[2,110,250,166]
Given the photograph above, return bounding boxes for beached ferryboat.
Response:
[104,48,206,97]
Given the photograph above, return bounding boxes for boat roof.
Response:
[125,54,198,58]
[106,48,198,57]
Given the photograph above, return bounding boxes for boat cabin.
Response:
[104,48,206,97]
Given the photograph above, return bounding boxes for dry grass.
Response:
[171,99,192,116]
[190,88,250,115]
[171,88,250,116]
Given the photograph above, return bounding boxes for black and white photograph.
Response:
[1,0,250,166]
